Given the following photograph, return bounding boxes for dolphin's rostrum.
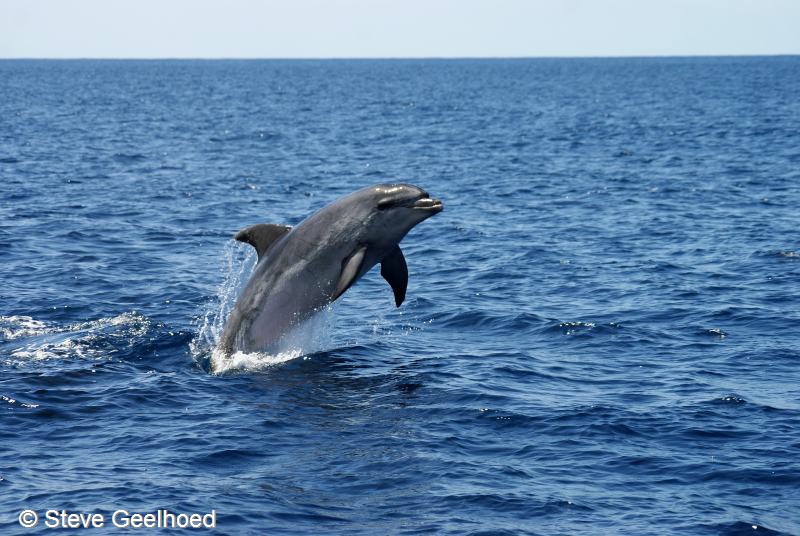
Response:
[215,183,443,357]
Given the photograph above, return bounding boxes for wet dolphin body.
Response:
[215,183,443,357]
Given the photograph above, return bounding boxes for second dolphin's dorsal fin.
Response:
[234,223,292,260]
[380,245,408,307]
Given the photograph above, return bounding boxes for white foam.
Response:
[0,315,52,340]
[209,348,304,375]
[2,312,150,362]
[208,303,337,375]
[11,337,90,361]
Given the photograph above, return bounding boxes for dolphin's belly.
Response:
[244,259,340,351]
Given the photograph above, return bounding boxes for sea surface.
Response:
[1,57,799,535]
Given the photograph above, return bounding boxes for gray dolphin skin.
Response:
[215,183,443,356]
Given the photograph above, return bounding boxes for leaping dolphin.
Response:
[215,183,443,357]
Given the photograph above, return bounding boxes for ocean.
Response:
[1,57,798,535]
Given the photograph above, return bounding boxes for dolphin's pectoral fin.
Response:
[234,223,292,260]
[380,245,408,307]
[333,246,367,302]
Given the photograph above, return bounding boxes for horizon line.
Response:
[1,53,798,61]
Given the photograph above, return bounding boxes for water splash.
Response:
[191,240,338,374]
[208,305,337,374]
[192,240,257,359]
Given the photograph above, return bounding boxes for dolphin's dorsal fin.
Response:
[234,223,292,260]
[333,246,367,302]
[380,245,408,307]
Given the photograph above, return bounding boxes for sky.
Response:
[1,0,798,59]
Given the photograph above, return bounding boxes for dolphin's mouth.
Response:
[413,197,444,212]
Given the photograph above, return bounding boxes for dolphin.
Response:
[215,183,443,357]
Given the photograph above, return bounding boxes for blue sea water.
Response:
[1,57,799,535]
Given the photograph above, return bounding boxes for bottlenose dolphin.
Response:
[215,183,443,357]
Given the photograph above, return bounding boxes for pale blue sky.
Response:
[1,0,798,58]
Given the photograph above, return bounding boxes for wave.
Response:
[1,393,40,409]
[112,152,147,163]
[1,312,151,362]
[686,521,789,535]
[0,315,52,340]
[435,309,632,340]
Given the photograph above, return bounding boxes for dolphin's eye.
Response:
[377,198,396,210]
